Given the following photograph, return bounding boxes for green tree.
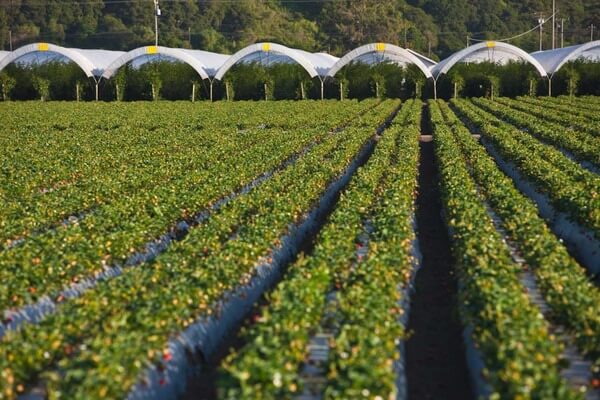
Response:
[448,70,465,98]
[32,75,50,101]
[0,72,16,100]
[565,66,580,98]
[319,0,408,54]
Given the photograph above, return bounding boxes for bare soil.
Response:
[404,105,473,400]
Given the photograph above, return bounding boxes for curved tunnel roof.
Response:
[431,41,547,79]
[101,46,230,80]
[327,43,434,79]
[531,40,600,76]
[0,43,124,78]
[213,43,338,81]
[3,40,600,83]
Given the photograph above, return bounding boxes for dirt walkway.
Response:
[404,105,473,400]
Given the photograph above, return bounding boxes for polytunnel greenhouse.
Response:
[0,39,599,99]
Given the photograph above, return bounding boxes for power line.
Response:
[469,11,557,44]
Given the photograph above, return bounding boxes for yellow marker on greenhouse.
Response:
[38,43,49,51]
[375,43,386,52]
[262,43,271,52]
[146,46,158,54]
[486,41,496,48]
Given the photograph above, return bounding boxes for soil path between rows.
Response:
[404,104,473,400]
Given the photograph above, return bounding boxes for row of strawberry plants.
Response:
[544,96,598,113]
[0,101,376,245]
[0,101,381,312]
[548,96,600,114]
[0,100,400,400]
[457,99,600,193]
[451,99,600,241]
[1,124,294,245]
[471,97,600,168]
[438,99,600,387]
[430,100,578,399]
[516,96,600,122]
[312,100,420,400]
[488,96,600,138]
[0,123,319,312]
[219,99,420,400]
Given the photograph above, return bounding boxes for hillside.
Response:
[0,0,598,59]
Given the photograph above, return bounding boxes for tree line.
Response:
[1,59,598,101]
[0,0,599,60]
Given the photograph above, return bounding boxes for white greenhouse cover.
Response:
[431,41,547,79]
[0,43,124,78]
[326,43,433,79]
[101,46,230,80]
[72,49,126,76]
[213,43,339,81]
[407,49,438,69]
[531,40,600,75]
[2,40,600,82]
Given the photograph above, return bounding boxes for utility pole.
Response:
[538,14,545,51]
[552,0,556,49]
[559,18,564,47]
[154,0,161,47]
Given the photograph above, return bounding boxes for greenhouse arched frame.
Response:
[2,39,600,100]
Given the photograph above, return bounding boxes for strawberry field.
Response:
[1,97,600,399]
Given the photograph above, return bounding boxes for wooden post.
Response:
[375,81,379,98]
[192,83,196,102]
[226,81,230,101]
[300,81,305,100]
[264,82,268,101]
[76,83,81,102]
[454,82,458,99]
[209,81,213,102]
[95,82,99,102]
[339,82,343,101]
[115,84,119,102]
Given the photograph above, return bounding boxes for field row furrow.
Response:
[436,100,600,396]
[430,101,578,398]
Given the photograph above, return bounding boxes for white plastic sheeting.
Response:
[531,40,600,75]
[71,49,126,76]
[431,41,547,79]
[101,46,229,80]
[3,40,600,83]
[0,43,124,79]
[213,42,338,81]
[326,43,433,79]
